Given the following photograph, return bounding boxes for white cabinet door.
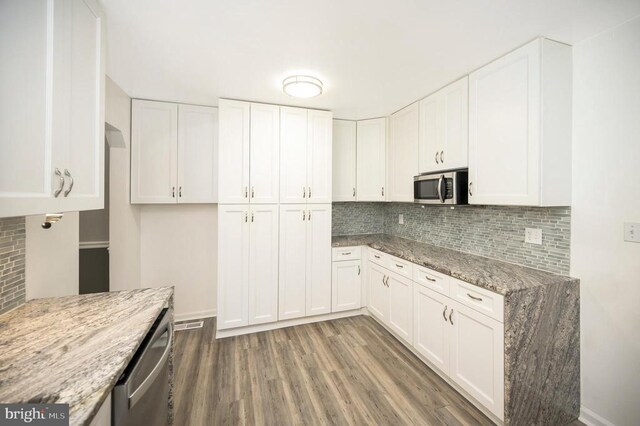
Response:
[387,271,413,343]
[307,110,332,204]
[388,102,420,202]
[218,99,250,204]
[248,204,279,325]
[367,262,389,322]
[332,260,361,312]
[449,301,504,420]
[280,107,308,204]
[356,118,386,201]
[468,41,540,206]
[57,0,105,210]
[413,284,450,374]
[250,103,279,204]
[177,104,218,203]
[217,205,250,330]
[418,93,440,174]
[306,204,332,316]
[440,77,468,170]
[332,120,357,201]
[278,204,307,320]
[131,100,178,204]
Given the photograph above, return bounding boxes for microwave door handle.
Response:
[437,175,445,203]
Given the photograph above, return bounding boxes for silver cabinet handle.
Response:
[385,276,390,287]
[179,186,182,198]
[245,186,248,198]
[245,212,248,222]
[63,169,73,197]
[469,181,473,196]
[353,187,356,197]
[342,252,352,255]
[53,168,64,197]
[374,254,381,259]
[303,187,306,198]
[308,186,311,198]
[449,309,454,325]
[435,151,439,164]
[251,186,254,198]
[395,263,404,269]
[425,275,436,282]
[308,210,311,221]
[381,275,386,285]
[358,265,361,275]
[251,212,254,222]
[467,293,483,302]
[172,186,176,198]
[442,305,448,322]
[381,187,384,196]
[440,150,444,163]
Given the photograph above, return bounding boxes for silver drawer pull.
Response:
[395,264,403,268]
[467,293,483,302]
[425,275,436,282]
[442,305,448,321]
[341,252,352,255]
[374,254,381,259]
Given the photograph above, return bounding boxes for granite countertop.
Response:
[0,287,173,426]
[332,234,577,295]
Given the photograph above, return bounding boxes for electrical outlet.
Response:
[525,228,542,245]
[624,222,640,243]
[399,214,404,225]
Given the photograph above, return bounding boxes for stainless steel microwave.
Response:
[414,169,468,204]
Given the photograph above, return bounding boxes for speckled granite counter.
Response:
[0,287,174,426]
[333,234,580,425]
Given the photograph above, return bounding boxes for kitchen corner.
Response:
[0,287,174,426]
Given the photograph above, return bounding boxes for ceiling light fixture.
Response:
[282,75,323,98]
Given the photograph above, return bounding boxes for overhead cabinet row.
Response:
[218,99,332,204]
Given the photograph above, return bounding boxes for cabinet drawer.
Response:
[413,266,450,296]
[385,255,413,279]
[332,246,361,261]
[450,278,504,322]
[368,249,387,266]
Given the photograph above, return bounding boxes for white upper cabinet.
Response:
[332,120,357,201]
[280,107,308,204]
[356,118,387,201]
[177,104,218,203]
[307,110,332,204]
[389,102,420,202]
[468,38,572,206]
[132,100,218,204]
[131,100,178,203]
[218,99,250,204]
[0,0,105,218]
[250,103,280,204]
[419,77,468,174]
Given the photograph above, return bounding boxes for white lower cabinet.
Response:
[367,262,389,322]
[387,272,413,343]
[217,204,278,330]
[279,204,332,320]
[331,246,362,312]
[413,284,450,374]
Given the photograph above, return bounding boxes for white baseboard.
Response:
[215,308,367,338]
[580,406,615,426]
[175,309,217,323]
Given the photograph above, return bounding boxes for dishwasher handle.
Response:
[128,322,173,408]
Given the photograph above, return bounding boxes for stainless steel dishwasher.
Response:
[112,308,173,426]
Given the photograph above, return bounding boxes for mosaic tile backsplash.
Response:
[0,217,26,314]
[332,202,571,275]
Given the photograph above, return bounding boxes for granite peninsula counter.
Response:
[333,234,580,425]
[0,287,174,426]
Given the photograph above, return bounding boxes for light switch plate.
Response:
[525,228,542,245]
[624,222,640,243]
[399,214,404,225]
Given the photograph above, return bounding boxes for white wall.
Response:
[106,76,141,292]
[25,212,79,299]
[572,16,640,426]
[139,205,217,321]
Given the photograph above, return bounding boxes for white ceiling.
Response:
[101,0,640,120]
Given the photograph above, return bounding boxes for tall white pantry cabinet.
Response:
[217,99,333,333]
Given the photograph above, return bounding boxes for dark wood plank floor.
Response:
[173,315,583,425]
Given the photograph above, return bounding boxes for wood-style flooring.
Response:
[173,315,581,425]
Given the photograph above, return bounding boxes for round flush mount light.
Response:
[282,75,323,98]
